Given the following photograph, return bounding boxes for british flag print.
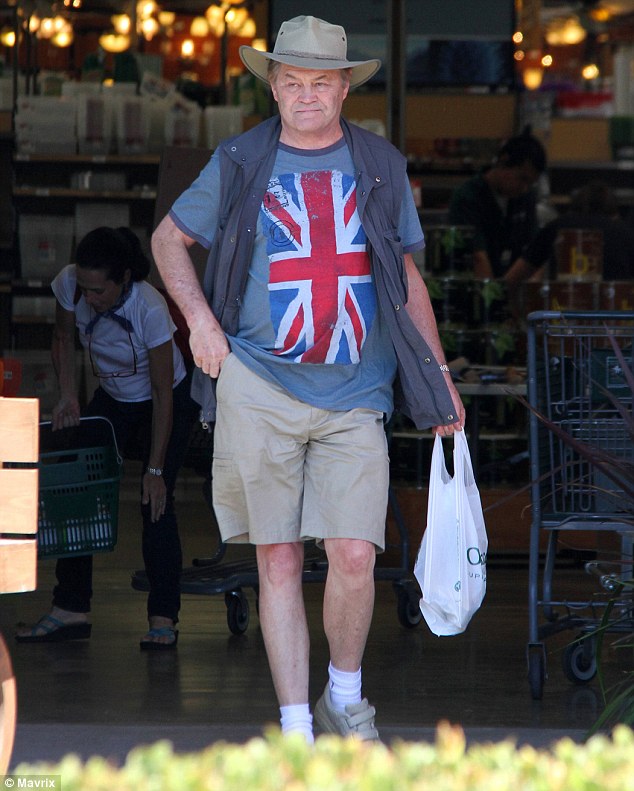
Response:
[261,169,376,364]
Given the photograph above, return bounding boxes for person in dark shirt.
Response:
[448,132,547,288]
[525,181,634,281]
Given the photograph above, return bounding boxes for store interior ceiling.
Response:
[16,1,634,21]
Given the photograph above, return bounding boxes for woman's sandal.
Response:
[15,615,92,643]
[139,626,179,651]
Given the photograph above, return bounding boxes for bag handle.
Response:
[431,432,452,484]
[39,416,122,466]
[453,430,475,488]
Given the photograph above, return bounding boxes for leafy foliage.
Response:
[12,724,634,791]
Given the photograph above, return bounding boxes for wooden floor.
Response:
[1,468,629,768]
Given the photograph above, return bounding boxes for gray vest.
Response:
[191,116,456,429]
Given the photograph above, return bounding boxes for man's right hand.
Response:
[52,396,81,431]
[189,318,230,378]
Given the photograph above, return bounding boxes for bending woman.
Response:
[16,227,197,650]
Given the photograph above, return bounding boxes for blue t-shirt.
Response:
[170,137,424,415]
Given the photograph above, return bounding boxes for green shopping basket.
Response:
[37,417,122,559]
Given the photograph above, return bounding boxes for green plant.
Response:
[11,724,634,791]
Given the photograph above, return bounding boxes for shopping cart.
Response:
[525,310,634,699]
[131,422,423,635]
[37,417,122,559]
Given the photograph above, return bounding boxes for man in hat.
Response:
[152,15,464,743]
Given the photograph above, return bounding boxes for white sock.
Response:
[328,662,362,712]
[280,704,314,744]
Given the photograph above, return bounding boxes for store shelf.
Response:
[13,187,157,200]
[13,153,161,165]
[7,151,161,348]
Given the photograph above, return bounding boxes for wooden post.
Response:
[0,396,39,772]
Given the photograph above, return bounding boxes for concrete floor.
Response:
[1,467,629,769]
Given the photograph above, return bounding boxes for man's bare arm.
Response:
[151,215,230,377]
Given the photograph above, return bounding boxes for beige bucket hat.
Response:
[239,15,381,90]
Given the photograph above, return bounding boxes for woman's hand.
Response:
[51,396,81,431]
[142,472,167,523]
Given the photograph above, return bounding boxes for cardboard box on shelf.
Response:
[75,203,130,244]
[76,94,113,155]
[114,96,151,155]
[11,295,57,323]
[2,350,86,420]
[548,118,612,162]
[203,106,242,149]
[15,96,77,155]
[0,111,11,134]
[18,215,74,280]
[2,350,58,419]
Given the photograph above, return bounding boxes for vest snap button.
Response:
[424,357,431,364]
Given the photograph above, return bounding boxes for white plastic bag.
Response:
[414,431,487,636]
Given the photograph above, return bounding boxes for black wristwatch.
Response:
[146,466,163,477]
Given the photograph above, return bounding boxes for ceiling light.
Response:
[181,39,195,59]
[205,5,225,36]
[51,24,73,48]
[523,67,544,90]
[545,16,587,46]
[158,11,175,26]
[140,17,159,40]
[225,7,248,34]
[582,63,600,80]
[99,32,131,53]
[112,14,131,35]
[38,18,56,39]
[137,1,158,20]
[0,26,16,47]
[190,16,209,37]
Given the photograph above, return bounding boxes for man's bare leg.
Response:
[256,541,313,740]
[313,537,379,739]
[323,537,376,672]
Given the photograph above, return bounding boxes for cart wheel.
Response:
[396,587,422,629]
[225,591,249,635]
[562,636,597,684]
[528,650,545,700]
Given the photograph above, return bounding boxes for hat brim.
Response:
[239,46,380,90]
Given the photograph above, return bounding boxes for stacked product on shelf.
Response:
[14,84,213,156]
[14,96,78,155]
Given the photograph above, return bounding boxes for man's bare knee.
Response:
[325,538,375,580]
[257,543,304,587]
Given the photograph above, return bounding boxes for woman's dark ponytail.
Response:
[75,226,151,283]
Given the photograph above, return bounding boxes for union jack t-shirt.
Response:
[261,167,375,365]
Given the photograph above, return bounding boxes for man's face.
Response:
[497,161,540,199]
[270,66,349,147]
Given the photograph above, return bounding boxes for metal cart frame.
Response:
[526,310,634,699]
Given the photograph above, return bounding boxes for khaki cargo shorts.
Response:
[212,353,389,550]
